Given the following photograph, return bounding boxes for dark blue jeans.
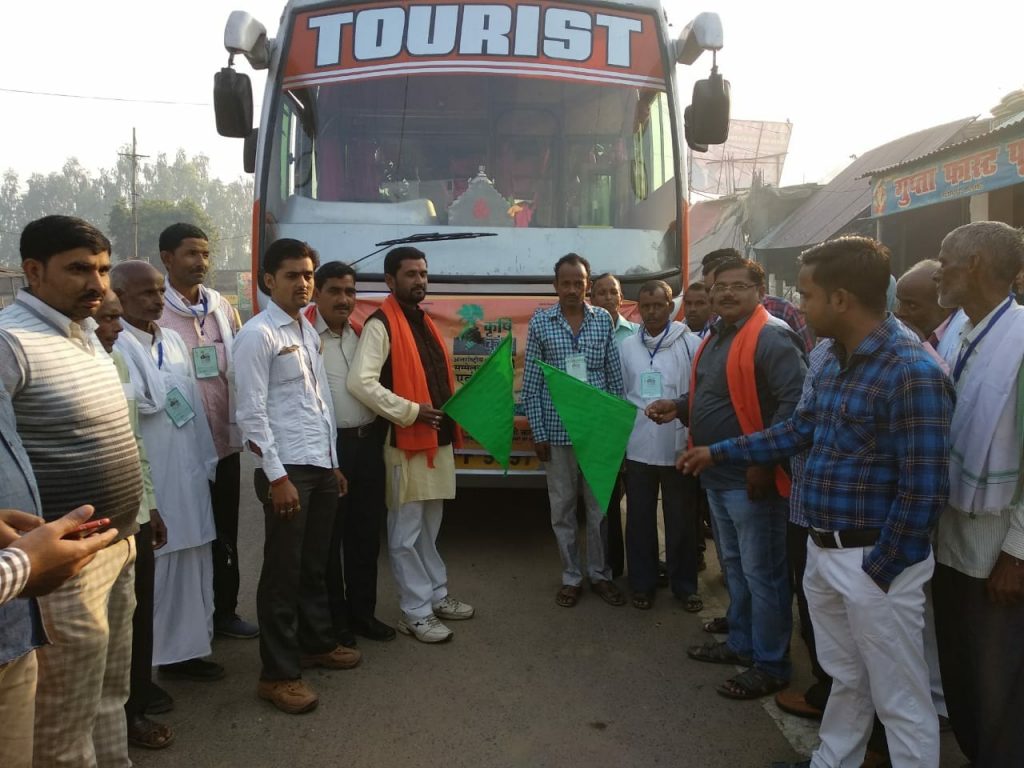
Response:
[625,460,698,598]
[706,488,791,680]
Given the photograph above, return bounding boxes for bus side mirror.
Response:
[243,129,259,174]
[224,11,271,70]
[687,67,730,147]
[214,67,253,139]
[676,12,723,66]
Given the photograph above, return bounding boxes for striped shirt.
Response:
[0,548,30,606]
[711,315,954,588]
[522,303,624,445]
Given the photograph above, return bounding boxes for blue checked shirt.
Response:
[710,315,954,588]
[522,303,624,445]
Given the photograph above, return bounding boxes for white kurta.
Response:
[116,323,218,664]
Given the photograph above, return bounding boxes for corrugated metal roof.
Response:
[861,113,1024,177]
[755,117,976,251]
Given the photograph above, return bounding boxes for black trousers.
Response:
[605,469,626,579]
[210,452,241,619]
[624,460,698,597]
[934,562,1024,767]
[254,465,338,680]
[326,424,386,635]
[125,523,154,718]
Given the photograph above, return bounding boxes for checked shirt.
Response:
[522,302,624,445]
[711,315,954,588]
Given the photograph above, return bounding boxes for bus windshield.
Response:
[263,2,680,280]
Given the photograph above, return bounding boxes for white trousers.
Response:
[387,468,448,620]
[805,543,938,768]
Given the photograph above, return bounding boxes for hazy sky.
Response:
[1,0,1020,188]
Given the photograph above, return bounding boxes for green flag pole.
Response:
[442,334,515,470]
[536,361,637,511]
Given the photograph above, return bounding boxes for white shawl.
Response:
[948,302,1024,515]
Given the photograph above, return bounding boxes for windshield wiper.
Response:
[349,231,498,269]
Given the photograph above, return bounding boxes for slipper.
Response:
[717,667,788,700]
[774,689,823,720]
[684,594,703,613]
[702,616,729,634]
[555,584,582,607]
[127,714,174,750]
[590,580,626,607]
[631,591,653,610]
[686,640,752,666]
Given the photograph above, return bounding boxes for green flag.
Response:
[537,361,637,511]
[442,334,515,470]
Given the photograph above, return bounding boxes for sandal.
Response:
[590,579,626,607]
[717,667,788,700]
[631,591,653,610]
[702,616,729,634]
[555,584,582,607]
[684,594,703,613]
[127,714,174,750]
[686,640,752,667]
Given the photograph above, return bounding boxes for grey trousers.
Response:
[545,445,610,586]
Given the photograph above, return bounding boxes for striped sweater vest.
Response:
[0,301,142,539]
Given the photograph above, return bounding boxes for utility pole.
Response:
[118,128,148,260]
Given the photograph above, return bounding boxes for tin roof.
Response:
[754,117,976,251]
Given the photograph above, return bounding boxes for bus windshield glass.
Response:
[264,1,679,279]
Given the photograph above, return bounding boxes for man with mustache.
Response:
[157,223,258,641]
[0,215,142,766]
[111,260,223,686]
[234,239,354,714]
[308,261,394,644]
[647,256,806,700]
[348,246,475,643]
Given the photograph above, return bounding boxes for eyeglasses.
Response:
[710,281,758,294]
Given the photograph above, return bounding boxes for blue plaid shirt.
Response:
[522,303,624,445]
[711,315,954,588]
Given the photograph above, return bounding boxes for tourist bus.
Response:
[214,0,729,483]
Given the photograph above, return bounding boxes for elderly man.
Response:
[932,221,1024,768]
[111,260,223,685]
[895,258,966,369]
[0,215,142,767]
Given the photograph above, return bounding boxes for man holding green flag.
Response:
[522,253,627,608]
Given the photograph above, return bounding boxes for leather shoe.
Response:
[144,683,174,715]
[257,679,318,714]
[300,644,362,670]
[127,713,174,749]
[159,658,225,682]
[352,617,397,642]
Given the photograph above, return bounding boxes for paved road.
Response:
[132,457,965,767]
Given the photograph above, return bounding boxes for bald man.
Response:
[111,261,223,685]
[896,259,967,370]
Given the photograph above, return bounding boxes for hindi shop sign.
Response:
[283,0,666,91]
[872,134,1024,218]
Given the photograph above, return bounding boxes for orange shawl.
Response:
[379,295,462,466]
[689,304,791,497]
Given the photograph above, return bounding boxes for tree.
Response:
[108,198,217,263]
[0,171,24,267]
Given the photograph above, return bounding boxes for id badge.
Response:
[640,370,663,400]
[165,386,196,428]
[565,353,588,382]
[192,345,219,379]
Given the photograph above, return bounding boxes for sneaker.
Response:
[432,595,475,621]
[214,614,260,639]
[300,645,362,670]
[256,679,318,715]
[397,614,453,643]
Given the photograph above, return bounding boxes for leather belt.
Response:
[808,528,881,549]
[339,422,376,439]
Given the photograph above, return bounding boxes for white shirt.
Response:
[124,322,191,377]
[312,309,376,429]
[233,300,337,481]
[619,321,699,466]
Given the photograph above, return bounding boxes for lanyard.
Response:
[952,296,1013,383]
[156,340,164,370]
[185,294,209,337]
[641,324,670,365]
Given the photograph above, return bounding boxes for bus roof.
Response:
[280,0,669,15]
